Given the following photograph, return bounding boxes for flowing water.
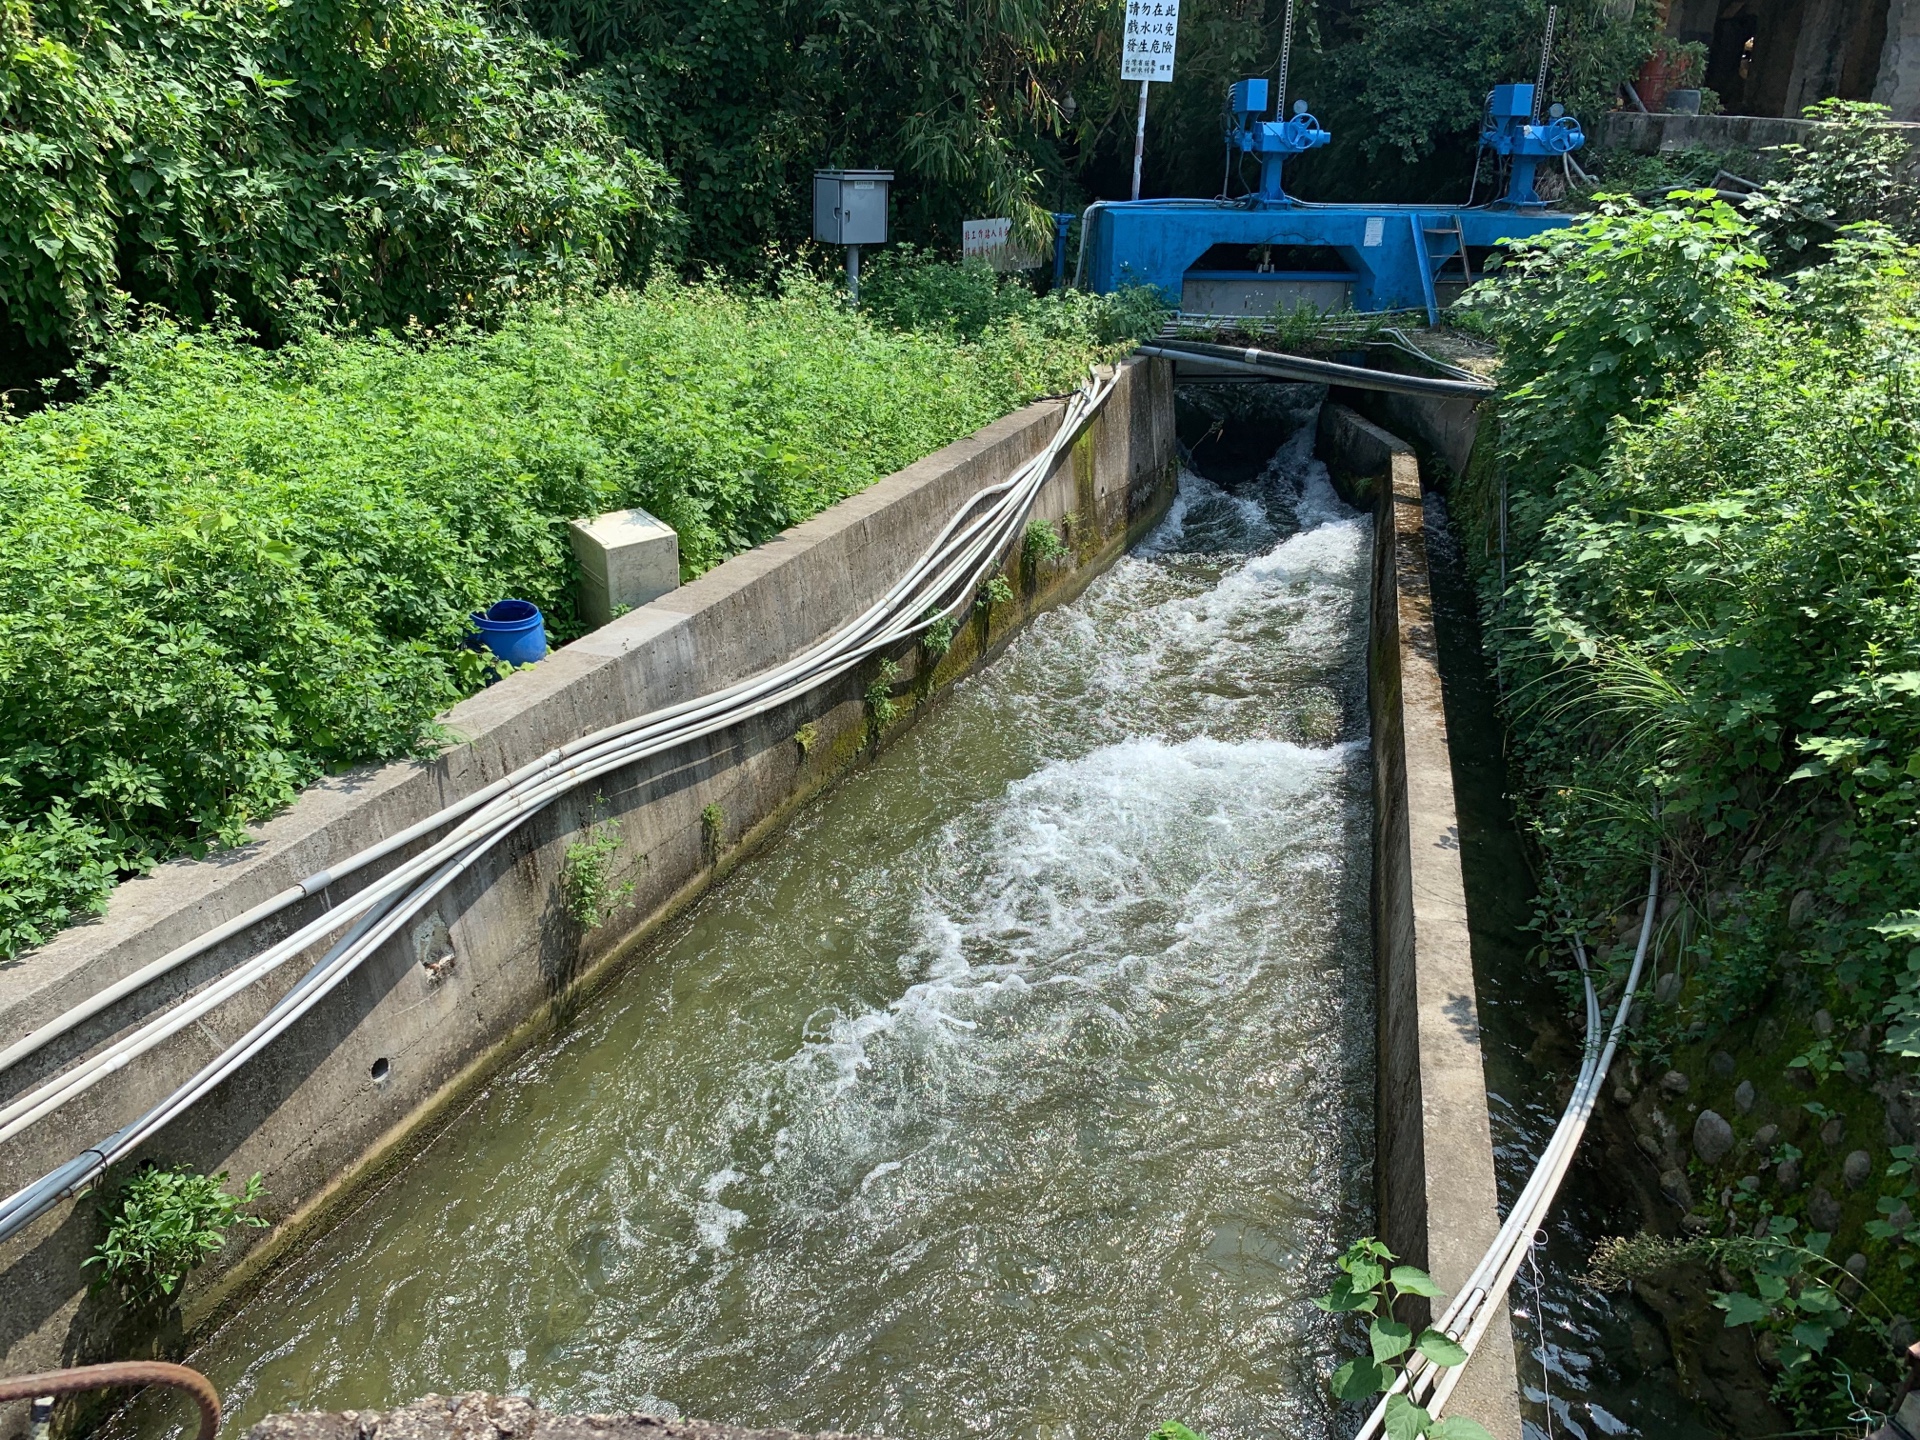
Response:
[159,394,1379,1440]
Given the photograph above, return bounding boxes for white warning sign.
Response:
[1121,0,1180,82]
[962,218,1012,257]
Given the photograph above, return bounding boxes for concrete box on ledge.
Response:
[568,507,679,629]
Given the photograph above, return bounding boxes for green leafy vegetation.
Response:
[1589,1220,1898,1417]
[1022,517,1070,568]
[1314,1237,1491,1440]
[1460,124,1920,1423]
[518,0,1126,261]
[699,802,725,863]
[560,813,634,929]
[978,575,1015,614]
[920,612,958,662]
[0,0,677,361]
[0,266,1158,959]
[497,0,1656,264]
[1744,100,1920,263]
[84,1164,267,1309]
[865,657,903,737]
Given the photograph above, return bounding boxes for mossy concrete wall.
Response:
[1318,402,1521,1440]
[0,358,1177,1436]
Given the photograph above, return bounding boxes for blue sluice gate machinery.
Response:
[1083,81,1587,322]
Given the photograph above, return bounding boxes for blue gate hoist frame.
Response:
[1084,81,1587,323]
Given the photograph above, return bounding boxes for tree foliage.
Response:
[0,0,679,357]
[504,0,1657,263]
[519,0,1120,264]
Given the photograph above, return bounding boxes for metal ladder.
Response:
[1408,215,1473,326]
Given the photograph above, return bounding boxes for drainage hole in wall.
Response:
[370,1057,391,1083]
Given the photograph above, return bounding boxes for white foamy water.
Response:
[162,393,1377,1440]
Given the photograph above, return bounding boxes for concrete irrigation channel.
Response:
[1,354,1526,1440]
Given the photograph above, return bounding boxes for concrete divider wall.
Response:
[0,357,1177,1433]
[1319,403,1520,1440]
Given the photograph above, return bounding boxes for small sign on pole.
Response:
[1121,0,1180,82]
[1121,0,1179,200]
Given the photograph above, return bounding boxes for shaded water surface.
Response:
[162,397,1378,1440]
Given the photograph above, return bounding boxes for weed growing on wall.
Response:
[865,658,904,738]
[560,816,634,930]
[85,1165,267,1310]
[920,613,958,662]
[977,575,1015,615]
[699,803,726,863]
[0,267,1159,958]
[1022,517,1069,568]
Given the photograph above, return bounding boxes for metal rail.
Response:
[1137,339,1494,397]
[0,1363,219,1440]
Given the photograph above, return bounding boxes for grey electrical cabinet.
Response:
[813,170,892,246]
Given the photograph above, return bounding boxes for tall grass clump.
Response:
[0,268,1162,955]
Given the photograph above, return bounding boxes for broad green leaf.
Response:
[1315,1277,1378,1314]
[1330,1358,1390,1402]
[1390,1265,1444,1298]
[1347,1259,1386,1293]
[1427,1417,1496,1440]
[1790,1321,1833,1353]
[1383,1392,1430,1440]
[1416,1329,1468,1368]
[1370,1316,1413,1363]
[1714,1291,1769,1326]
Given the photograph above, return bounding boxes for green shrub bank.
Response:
[1465,195,1920,1423]
[0,0,677,359]
[0,271,1157,957]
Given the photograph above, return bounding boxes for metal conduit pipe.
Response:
[1353,861,1661,1436]
[0,1363,220,1440]
[0,373,1121,1245]
[1137,341,1494,398]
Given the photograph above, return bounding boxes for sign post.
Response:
[1121,0,1180,201]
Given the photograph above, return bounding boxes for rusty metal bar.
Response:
[0,1362,220,1440]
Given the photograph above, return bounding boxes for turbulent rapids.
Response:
[154,392,1378,1440]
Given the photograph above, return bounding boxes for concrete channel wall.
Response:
[3,357,1525,1440]
[0,357,1177,1434]
[1318,403,1520,1440]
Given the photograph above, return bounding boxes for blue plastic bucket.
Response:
[471,599,547,666]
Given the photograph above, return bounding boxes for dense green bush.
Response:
[0,271,1160,956]
[521,0,1116,265]
[0,0,678,356]
[1466,192,1920,1037]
